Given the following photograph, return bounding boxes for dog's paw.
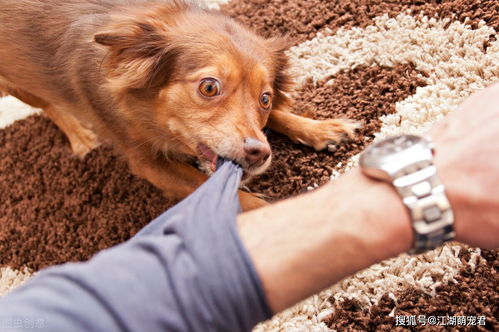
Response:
[68,125,100,158]
[301,119,360,151]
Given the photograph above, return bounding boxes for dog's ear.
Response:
[267,37,294,109]
[95,21,180,94]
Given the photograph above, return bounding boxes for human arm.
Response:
[238,82,499,313]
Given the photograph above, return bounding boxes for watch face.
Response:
[365,135,421,158]
[360,135,431,179]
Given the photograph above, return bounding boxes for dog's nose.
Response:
[243,138,270,167]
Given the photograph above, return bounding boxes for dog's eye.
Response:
[260,92,272,110]
[199,78,221,97]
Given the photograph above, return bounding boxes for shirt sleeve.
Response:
[0,160,272,332]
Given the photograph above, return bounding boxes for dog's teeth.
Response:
[327,144,338,152]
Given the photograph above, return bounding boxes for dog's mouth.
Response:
[196,143,254,180]
[197,143,219,172]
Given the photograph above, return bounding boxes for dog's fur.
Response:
[0,0,357,210]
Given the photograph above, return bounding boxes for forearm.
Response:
[238,168,413,313]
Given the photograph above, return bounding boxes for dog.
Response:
[0,0,358,211]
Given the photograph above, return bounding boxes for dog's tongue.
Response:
[198,143,218,172]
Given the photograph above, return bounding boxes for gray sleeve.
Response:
[0,160,272,332]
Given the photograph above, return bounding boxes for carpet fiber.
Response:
[0,0,498,330]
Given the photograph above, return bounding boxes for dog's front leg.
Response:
[268,108,359,151]
[127,155,267,212]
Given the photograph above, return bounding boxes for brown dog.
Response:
[0,0,357,210]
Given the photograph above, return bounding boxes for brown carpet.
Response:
[0,115,172,271]
[0,0,498,330]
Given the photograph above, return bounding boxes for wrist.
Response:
[433,152,471,246]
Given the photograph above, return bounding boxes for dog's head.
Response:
[94,1,292,176]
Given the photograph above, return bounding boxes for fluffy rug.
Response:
[0,0,498,330]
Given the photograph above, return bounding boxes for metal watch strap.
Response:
[392,163,455,254]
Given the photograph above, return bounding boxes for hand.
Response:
[431,82,499,249]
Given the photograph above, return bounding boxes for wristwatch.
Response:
[359,135,455,254]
